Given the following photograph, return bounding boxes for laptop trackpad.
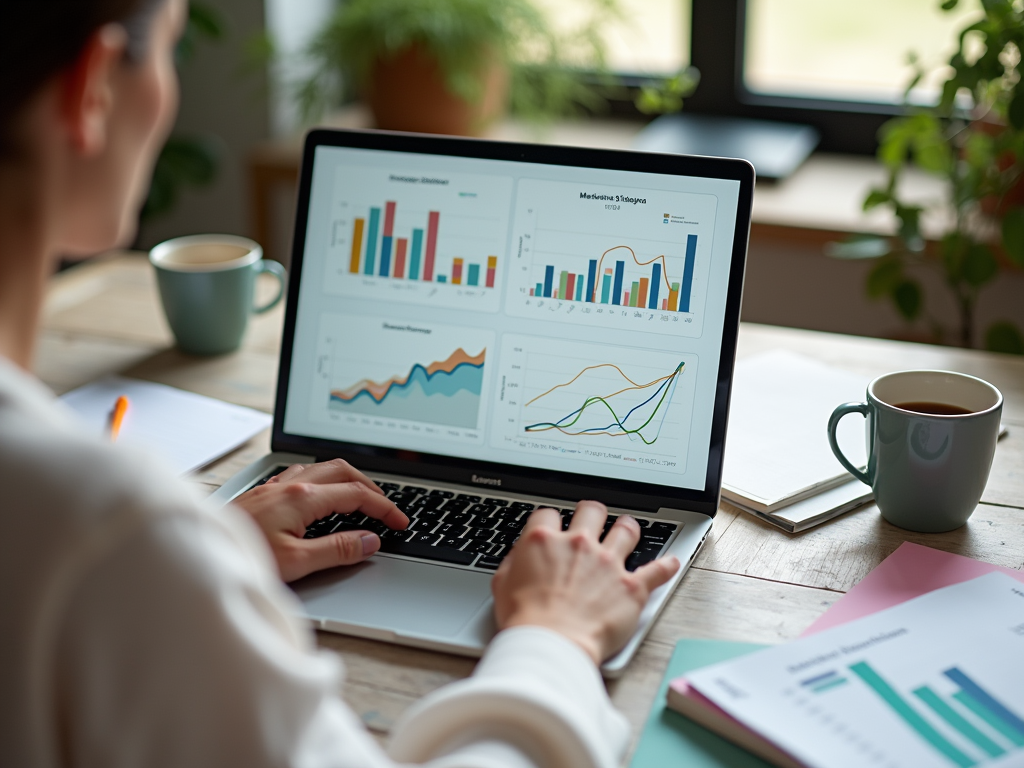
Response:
[291,556,493,639]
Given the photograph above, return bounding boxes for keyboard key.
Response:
[380,528,412,541]
[492,507,519,520]
[445,512,472,526]
[509,502,535,512]
[650,522,677,534]
[484,498,508,506]
[378,482,400,493]
[408,519,439,534]
[475,557,502,570]
[438,537,465,549]
[408,495,446,511]
[491,532,513,546]
[456,494,481,502]
[465,540,492,554]
[468,503,498,517]
[440,499,471,514]
[437,523,468,538]
[378,538,475,565]
[429,489,454,498]
[410,532,440,546]
[634,518,650,528]
[387,491,420,509]
[402,486,428,495]
[497,518,525,533]
[464,528,493,541]
[467,516,497,530]
[416,509,445,522]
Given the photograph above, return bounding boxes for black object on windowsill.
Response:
[633,114,819,182]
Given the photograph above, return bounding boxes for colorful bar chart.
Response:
[347,201,498,288]
[530,237,697,313]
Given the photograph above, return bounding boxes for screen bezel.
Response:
[272,128,754,517]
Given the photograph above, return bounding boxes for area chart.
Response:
[330,348,485,430]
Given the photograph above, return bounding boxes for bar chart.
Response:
[321,166,512,312]
[505,178,720,337]
[346,202,499,289]
[492,335,699,477]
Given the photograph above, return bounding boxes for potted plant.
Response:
[828,0,1024,354]
[295,0,623,135]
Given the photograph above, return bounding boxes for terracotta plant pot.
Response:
[367,44,508,136]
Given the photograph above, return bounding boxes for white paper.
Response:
[689,573,1024,768]
[60,376,272,475]
[723,350,870,510]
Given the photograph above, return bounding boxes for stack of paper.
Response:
[723,350,873,531]
[60,376,272,475]
[652,545,1024,768]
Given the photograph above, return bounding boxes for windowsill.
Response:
[253,105,950,241]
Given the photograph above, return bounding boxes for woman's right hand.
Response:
[491,501,680,665]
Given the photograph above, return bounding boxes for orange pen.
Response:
[109,395,130,442]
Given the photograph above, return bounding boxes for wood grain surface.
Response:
[34,255,1024,759]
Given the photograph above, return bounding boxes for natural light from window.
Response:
[745,0,983,104]
[530,0,689,75]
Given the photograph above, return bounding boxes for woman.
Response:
[0,1,680,766]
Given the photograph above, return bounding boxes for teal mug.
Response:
[828,370,1002,533]
[150,235,286,355]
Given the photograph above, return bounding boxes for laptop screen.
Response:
[278,132,751,510]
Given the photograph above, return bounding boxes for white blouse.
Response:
[0,359,630,768]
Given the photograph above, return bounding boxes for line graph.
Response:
[493,335,699,475]
[523,362,684,444]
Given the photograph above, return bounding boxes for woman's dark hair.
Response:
[0,0,164,155]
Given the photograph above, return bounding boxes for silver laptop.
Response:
[213,128,754,676]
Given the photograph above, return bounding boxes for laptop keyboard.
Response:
[253,470,678,572]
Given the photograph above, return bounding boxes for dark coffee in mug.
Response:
[893,401,974,416]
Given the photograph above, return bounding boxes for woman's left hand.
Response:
[233,459,408,582]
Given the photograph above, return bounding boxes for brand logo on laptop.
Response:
[471,474,502,487]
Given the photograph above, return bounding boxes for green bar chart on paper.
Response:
[684,573,1024,768]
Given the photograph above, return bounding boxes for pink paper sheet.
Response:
[801,541,1024,636]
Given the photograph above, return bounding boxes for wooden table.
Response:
[38,254,1024,759]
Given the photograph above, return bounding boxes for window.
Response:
[540,0,979,154]
[530,0,689,75]
[744,0,980,105]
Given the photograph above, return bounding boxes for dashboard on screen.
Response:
[282,144,742,494]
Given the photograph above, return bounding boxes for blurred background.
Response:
[140,0,1024,354]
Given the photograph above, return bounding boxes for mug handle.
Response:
[827,402,871,485]
[253,260,287,314]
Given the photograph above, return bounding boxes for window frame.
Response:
[607,0,910,155]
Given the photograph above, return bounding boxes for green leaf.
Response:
[941,0,959,9]
[863,189,891,210]
[962,244,999,286]
[893,280,922,321]
[985,322,1024,355]
[941,232,967,281]
[866,259,904,298]
[1002,208,1024,267]
[825,235,891,260]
